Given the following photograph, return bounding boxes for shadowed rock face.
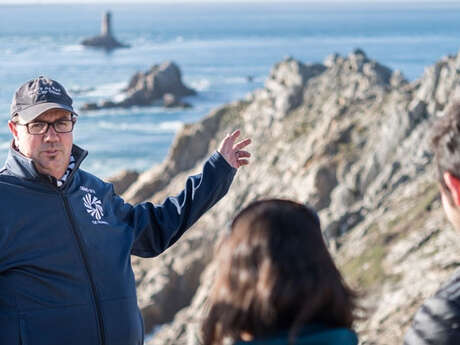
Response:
[81,11,129,50]
[111,48,460,344]
[104,170,139,195]
[81,61,196,111]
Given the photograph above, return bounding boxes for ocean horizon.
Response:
[1,2,460,178]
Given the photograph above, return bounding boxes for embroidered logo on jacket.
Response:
[83,193,104,220]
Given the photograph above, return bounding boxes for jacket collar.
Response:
[3,142,88,183]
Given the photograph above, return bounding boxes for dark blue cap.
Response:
[10,76,77,123]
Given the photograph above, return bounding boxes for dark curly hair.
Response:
[431,102,460,193]
[201,199,358,345]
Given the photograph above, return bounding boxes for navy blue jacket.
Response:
[0,144,236,345]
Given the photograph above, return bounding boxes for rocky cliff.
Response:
[108,48,460,344]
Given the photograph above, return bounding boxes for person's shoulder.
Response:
[435,268,460,304]
[0,168,13,178]
[404,270,460,345]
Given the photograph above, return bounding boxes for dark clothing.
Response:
[404,269,460,345]
[0,145,236,345]
[234,324,358,345]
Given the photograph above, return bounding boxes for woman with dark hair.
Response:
[202,199,358,345]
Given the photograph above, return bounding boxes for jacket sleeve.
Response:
[111,151,236,258]
[404,293,460,345]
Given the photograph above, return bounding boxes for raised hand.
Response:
[218,129,251,169]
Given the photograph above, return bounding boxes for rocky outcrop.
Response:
[105,170,139,195]
[81,61,196,111]
[122,101,248,204]
[163,93,191,108]
[112,48,460,344]
[81,11,129,50]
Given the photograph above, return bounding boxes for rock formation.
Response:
[81,11,129,50]
[111,48,460,344]
[81,61,196,111]
[105,170,139,195]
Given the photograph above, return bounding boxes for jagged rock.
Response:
[136,234,211,333]
[81,11,129,50]
[329,184,359,215]
[105,170,139,195]
[122,101,247,204]
[390,70,408,88]
[306,162,338,211]
[324,53,340,68]
[81,100,117,111]
[80,102,98,111]
[146,261,218,345]
[114,49,460,345]
[324,207,365,240]
[265,58,326,116]
[81,61,196,111]
[163,93,191,108]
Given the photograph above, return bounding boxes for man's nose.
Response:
[43,125,60,141]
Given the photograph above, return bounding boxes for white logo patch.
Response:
[83,193,104,221]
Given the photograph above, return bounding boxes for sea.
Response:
[1,1,460,178]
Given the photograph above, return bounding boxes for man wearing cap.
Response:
[0,76,251,345]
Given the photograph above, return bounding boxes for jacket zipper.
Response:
[61,194,106,345]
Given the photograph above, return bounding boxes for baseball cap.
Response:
[10,76,78,123]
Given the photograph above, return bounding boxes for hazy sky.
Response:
[0,0,458,3]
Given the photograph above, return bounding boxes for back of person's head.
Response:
[202,199,357,345]
[431,102,460,192]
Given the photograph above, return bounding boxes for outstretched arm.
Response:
[112,130,251,258]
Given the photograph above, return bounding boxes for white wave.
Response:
[189,78,211,91]
[61,45,85,53]
[112,93,127,103]
[224,76,249,84]
[132,34,460,52]
[79,105,169,117]
[86,82,127,98]
[189,76,259,89]
[0,142,10,150]
[96,120,183,134]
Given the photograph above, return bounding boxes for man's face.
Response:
[8,109,74,179]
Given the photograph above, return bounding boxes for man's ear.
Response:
[8,120,18,140]
[443,172,460,207]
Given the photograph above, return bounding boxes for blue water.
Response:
[1,2,460,177]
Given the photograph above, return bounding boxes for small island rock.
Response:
[81,61,196,111]
[81,11,129,50]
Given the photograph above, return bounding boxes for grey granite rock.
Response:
[81,61,196,111]
[104,170,139,195]
[104,49,460,345]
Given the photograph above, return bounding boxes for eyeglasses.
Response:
[16,119,76,135]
